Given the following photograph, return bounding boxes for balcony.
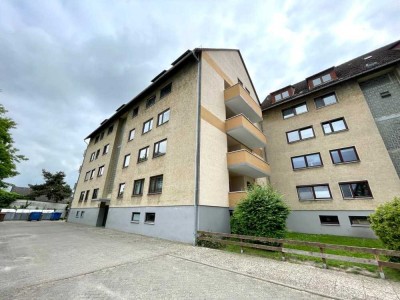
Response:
[226,114,267,149]
[229,191,247,208]
[224,84,262,123]
[227,150,271,178]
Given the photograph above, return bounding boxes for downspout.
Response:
[193,50,201,245]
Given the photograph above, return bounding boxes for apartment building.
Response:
[68,49,269,243]
[261,40,400,238]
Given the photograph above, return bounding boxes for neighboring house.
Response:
[9,185,70,204]
[262,40,400,238]
[69,41,400,242]
[68,48,269,243]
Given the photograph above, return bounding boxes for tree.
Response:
[29,169,72,203]
[0,104,27,188]
[370,197,400,257]
[231,184,290,239]
[0,190,21,208]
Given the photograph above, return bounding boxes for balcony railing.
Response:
[227,149,270,178]
[229,191,247,208]
[224,84,262,123]
[226,114,267,149]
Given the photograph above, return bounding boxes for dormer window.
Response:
[271,86,294,103]
[307,68,336,89]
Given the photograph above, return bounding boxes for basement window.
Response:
[131,212,141,223]
[145,212,156,224]
[349,216,370,226]
[319,215,339,225]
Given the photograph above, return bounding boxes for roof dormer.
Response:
[307,67,337,90]
[271,85,295,103]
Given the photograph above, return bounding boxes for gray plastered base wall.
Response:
[68,208,99,227]
[197,205,231,233]
[287,210,376,238]
[105,206,196,243]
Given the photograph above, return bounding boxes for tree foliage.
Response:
[29,169,72,203]
[231,184,290,238]
[0,190,21,208]
[370,197,400,251]
[0,104,27,188]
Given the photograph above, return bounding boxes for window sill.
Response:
[132,194,143,197]
[323,129,348,135]
[315,101,338,110]
[137,159,148,164]
[130,221,139,224]
[350,224,370,227]
[343,197,373,200]
[293,166,323,171]
[144,222,155,225]
[142,130,152,136]
[148,192,162,195]
[288,137,315,144]
[299,199,332,201]
[320,223,340,226]
[157,121,169,127]
[153,153,166,159]
[332,160,360,165]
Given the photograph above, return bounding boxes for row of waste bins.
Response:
[0,209,62,222]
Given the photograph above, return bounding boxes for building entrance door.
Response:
[96,202,109,227]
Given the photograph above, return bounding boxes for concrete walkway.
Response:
[0,222,399,299]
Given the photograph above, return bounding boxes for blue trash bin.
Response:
[50,212,62,221]
[28,212,42,221]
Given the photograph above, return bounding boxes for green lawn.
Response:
[220,232,400,281]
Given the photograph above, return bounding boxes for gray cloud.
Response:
[0,0,398,188]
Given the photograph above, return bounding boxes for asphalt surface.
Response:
[0,222,399,299]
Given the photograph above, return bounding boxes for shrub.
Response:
[370,197,400,254]
[230,184,290,239]
[0,190,21,208]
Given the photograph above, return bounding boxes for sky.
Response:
[1,0,399,189]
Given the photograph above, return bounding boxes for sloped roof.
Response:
[262,40,400,110]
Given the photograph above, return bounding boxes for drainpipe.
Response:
[193,50,201,245]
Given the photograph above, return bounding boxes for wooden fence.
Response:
[197,231,400,279]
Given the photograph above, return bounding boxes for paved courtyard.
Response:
[0,222,399,299]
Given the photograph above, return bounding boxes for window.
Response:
[158,109,170,126]
[118,183,125,198]
[132,107,139,118]
[314,93,337,108]
[286,126,315,143]
[90,169,95,179]
[145,212,156,224]
[100,132,104,140]
[291,153,322,170]
[160,83,172,98]
[349,216,370,226]
[319,215,339,225]
[85,190,90,201]
[76,211,79,217]
[128,129,135,141]
[146,95,156,108]
[80,211,85,218]
[90,152,95,162]
[94,136,100,144]
[142,118,153,134]
[282,103,308,119]
[79,191,85,201]
[297,185,331,200]
[138,146,149,163]
[98,165,105,177]
[153,139,167,157]
[312,73,332,87]
[84,171,90,181]
[238,78,243,86]
[322,118,347,134]
[95,149,100,159]
[149,175,163,194]
[274,90,290,102]
[131,212,140,223]
[339,181,372,199]
[330,147,359,164]
[108,125,114,135]
[103,144,109,155]
[133,179,145,196]
[92,188,99,199]
[123,154,131,168]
